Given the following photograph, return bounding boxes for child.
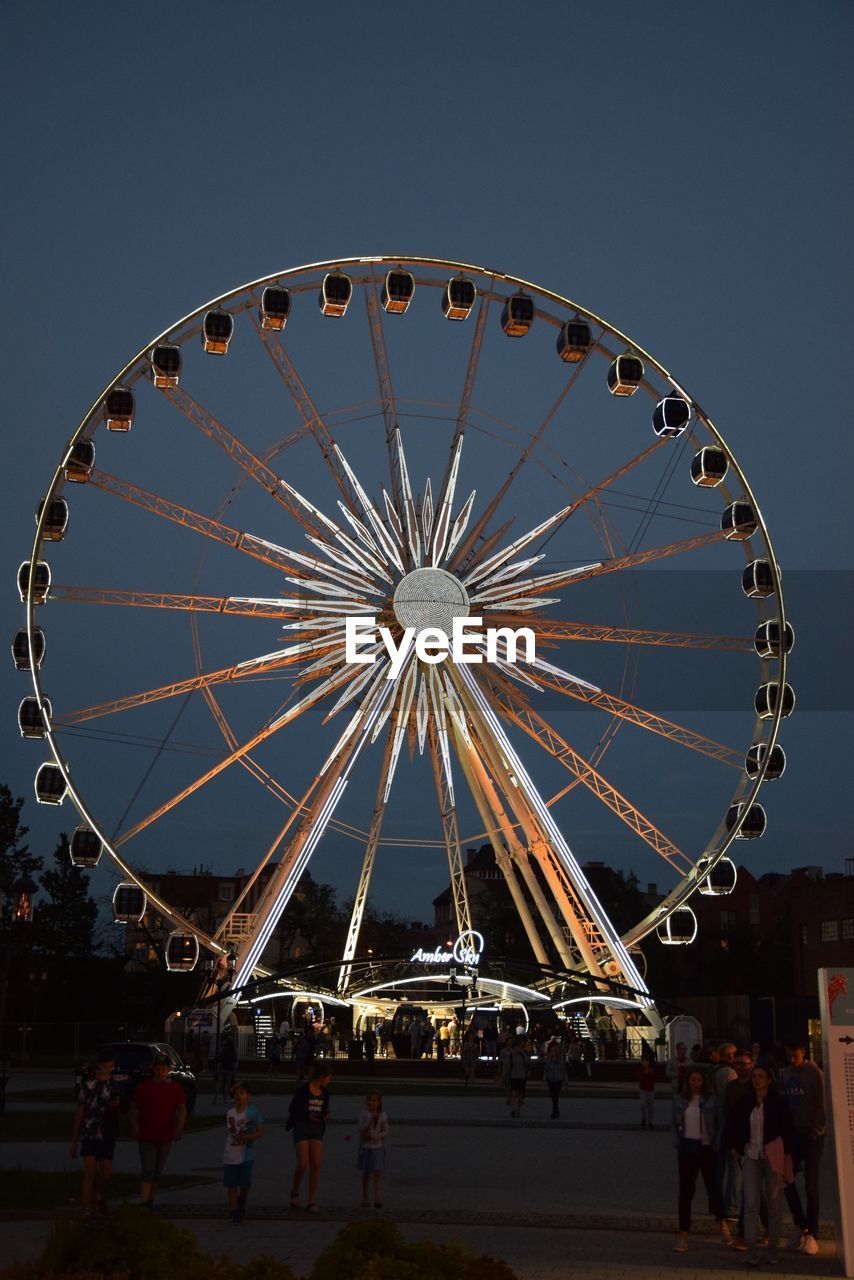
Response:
[638,1053,656,1128]
[223,1081,264,1223]
[357,1090,389,1209]
[70,1049,120,1216]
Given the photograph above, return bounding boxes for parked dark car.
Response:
[75,1041,197,1113]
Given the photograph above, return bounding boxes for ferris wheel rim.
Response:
[23,254,787,975]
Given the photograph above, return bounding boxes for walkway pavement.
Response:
[1,1072,844,1278]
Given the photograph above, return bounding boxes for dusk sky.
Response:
[3,2,852,933]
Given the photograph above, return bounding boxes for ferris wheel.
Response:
[17,256,792,1030]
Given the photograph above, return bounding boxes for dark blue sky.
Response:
[3,1,852,925]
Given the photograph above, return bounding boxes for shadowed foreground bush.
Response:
[0,1206,296,1280]
[308,1220,520,1280]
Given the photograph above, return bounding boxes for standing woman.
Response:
[288,1061,332,1212]
[671,1067,731,1253]
[543,1039,568,1119]
[725,1064,794,1267]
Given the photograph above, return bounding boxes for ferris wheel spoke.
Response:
[477,529,725,605]
[112,666,354,850]
[54,645,318,726]
[160,385,326,538]
[231,678,398,985]
[427,696,473,936]
[498,616,753,652]
[452,665,657,1014]
[449,716,551,966]
[488,681,694,875]
[364,279,406,523]
[521,653,742,768]
[450,344,596,569]
[87,469,310,577]
[450,666,629,981]
[248,308,358,512]
[338,723,395,993]
[46,585,343,621]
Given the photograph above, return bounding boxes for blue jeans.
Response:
[742,1155,784,1249]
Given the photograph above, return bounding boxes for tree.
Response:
[0,783,42,904]
[273,876,345,964]
[37,832,97,959]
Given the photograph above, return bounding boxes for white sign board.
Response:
[818,967,854,1277]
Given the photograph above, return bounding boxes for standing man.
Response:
[714,1043,738,1217]
[780,1038,826,1256]
[724,1048,757,1250]
[130,1054,186,1209]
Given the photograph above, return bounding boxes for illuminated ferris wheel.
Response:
[17,256,792,1029]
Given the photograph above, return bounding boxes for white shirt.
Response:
[683,1097,710,1144]
[745,1102,765,1161]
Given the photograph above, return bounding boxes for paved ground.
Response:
[1,1070,845,1278]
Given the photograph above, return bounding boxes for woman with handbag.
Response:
[725,1063,794,1267]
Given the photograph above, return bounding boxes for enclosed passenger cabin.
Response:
[501,292,535,337]
[556,317,592,363]
[754,618,795,659]
[755,681,795,721]
[442,275,476,321]
[319,271,352,317]
[18,695,51,739]
[726,800,767,839]
[35,762,67,806]
[743,559,775,599]
[18,561,50,605]
[607,352,644,396]
[70,826,103,868]
[202,309,233,355]
[652,392,692,438]
[381,269,415,314]
[103,386,135,432]
[12,627,44,671]
[37,497,69,541]
[745,741,786,781]
[721,500,757,541]
[166,932,200,972]
[65,439,95,483]
[113,882,146,923]
[149,343,181,387]
[260,285,291,330]
[656,906,697,945]
[697,855,737,896]
[690,445,728,487]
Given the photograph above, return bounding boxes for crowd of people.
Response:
[665,1037,826,1266]
[70,1030,828,1265]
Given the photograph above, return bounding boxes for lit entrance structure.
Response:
[18,257,791,1034]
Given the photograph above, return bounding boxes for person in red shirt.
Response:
[130,1055,186,1208]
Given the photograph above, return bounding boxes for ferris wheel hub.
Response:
[392,567,470,632]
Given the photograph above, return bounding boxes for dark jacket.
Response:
[724,1087,794,1156]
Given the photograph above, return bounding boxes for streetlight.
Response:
[0,874,39,1078]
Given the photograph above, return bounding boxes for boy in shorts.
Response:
[70,1049,120,1215]
[223,1081,264,1222]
